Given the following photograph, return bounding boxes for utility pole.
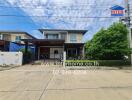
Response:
[125,0,132,64]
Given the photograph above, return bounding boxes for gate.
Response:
[33,53,63,66]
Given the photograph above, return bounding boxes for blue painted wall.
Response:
[9,42,35,53]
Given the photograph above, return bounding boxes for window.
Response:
[0,33,3,40]
[70,34,77,43]
[67,48,77,57]
[46,34,59,39]
[15,36,21,42]
[61,34,65,40]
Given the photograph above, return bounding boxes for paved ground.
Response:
[0,65,132,100]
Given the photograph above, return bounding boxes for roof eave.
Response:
[39,29,88,35]
[0,31,36,39]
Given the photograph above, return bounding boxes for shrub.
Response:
[19,48,34,64]
[65,60,130,67]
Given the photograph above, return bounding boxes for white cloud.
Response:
[51,0,73,4]
[0,0,125,40]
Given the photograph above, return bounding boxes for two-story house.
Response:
[22,29,87,60]
[0,31,36,51]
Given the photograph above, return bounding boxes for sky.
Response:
[0,0,131,42]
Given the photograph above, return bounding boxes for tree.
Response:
[85,22,131,60]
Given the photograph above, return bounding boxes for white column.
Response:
[63,51,66,67]
[0,34,3,40]
[82,46,85,58]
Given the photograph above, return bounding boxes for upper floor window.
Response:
[15,36,21,42]
[45,34,59,39]
[60,34,65,40]
[0,33,3,40]
[70,34,77,43]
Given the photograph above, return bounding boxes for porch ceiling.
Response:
[64,43,84,48]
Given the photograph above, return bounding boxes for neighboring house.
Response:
[0,31,36,51]
[22,29,87,60]
[0,40,10,51]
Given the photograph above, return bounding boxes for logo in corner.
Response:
[110,5,125,16]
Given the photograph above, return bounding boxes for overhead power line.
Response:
[0,19,117,24]
[0,5,111,10]
[0,14,121,18]
[0,6,109,11]
[0,2,120,9]
[0,20,114,24]
[0,2,115,7]
[0,2,128,24]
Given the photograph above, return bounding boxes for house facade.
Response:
[22,29,87,60]
[0,31,35,51]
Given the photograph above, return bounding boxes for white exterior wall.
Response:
[0,52,23,66]
[66,33,83,43]
[50,48,63,59]
[42,31,84,43]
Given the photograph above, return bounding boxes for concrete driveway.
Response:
[0,65,132,100]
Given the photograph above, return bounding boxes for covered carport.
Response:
[0,40,10,51]
[22,39,65,60]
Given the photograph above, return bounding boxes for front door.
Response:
[50,48,63,59]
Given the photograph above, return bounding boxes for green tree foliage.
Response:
[19,48,34,63]
[85,22,131,60]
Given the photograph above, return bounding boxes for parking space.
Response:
[0,65,132,100]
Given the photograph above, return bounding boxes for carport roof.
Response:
[21,39,65,46]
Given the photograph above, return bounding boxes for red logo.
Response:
[110,5,124,16]
[111,10,124,14]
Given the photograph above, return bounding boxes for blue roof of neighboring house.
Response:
[110,5,124,10]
